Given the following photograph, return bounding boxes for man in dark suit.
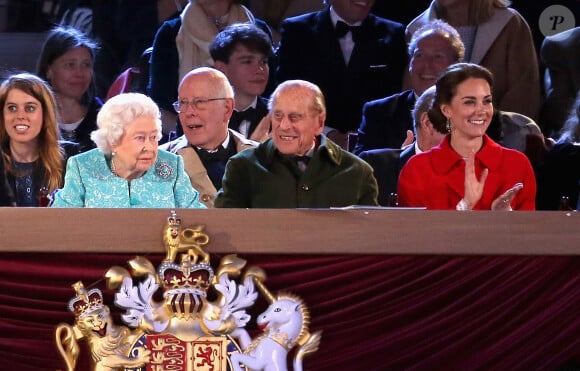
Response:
[275,0,407,148]
[210,23,274,142]
[354,20,464,154]
[540,27,580,138]
[360,86,445,206]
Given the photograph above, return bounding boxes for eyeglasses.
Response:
[172,98,227,113]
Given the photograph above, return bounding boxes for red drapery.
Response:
[1,253,579,370]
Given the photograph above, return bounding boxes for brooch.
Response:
[156,162,174,179]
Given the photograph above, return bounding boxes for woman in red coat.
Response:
[397,63,536,210]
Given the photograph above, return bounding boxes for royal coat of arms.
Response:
[55,211,321,371]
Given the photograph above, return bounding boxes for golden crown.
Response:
[67,281,104,318]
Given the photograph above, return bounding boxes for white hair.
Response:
[90,93,162,155]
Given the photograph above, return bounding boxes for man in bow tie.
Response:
[215,79,378,208]
[161,67,257,207]
[210,23,274,142]
[276,0,408,149]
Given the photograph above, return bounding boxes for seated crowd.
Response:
[0,0,577,210]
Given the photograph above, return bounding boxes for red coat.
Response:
[397,135,536,210]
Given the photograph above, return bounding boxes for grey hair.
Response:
[408,19,465,62]
[90,93,162,155]
[268,79,326,116]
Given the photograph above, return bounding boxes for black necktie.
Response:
[229,108,257,132]
[335,21,362,43]
[291,155,311,163]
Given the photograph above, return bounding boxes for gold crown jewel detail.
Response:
[158,261,215,297]
[68,281,104,318]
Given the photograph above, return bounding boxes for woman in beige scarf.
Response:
[176,0,255,82]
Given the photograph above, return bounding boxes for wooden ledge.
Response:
[0,208,578,255]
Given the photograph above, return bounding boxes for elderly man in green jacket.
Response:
[215,79,379,208]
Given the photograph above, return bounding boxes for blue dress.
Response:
[52,149,205,208]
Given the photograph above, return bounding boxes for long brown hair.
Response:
[0,73,64,192]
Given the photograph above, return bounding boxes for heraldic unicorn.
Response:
[55,211,321,371]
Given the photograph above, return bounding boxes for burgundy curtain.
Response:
[1,253,580,370]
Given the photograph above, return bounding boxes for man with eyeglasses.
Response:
[160,67,257,208]
[214,79,378,208]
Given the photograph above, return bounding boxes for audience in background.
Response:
[215,79,378,208]
[398,63,536,210]
[536,92,580,210]
[355,20,463,154]
[148,0,271,138]
[95,0,189,96]
[161,67,257,208]
[484,109,543,168]
[55,0,189,97]
[210,23,273,142]
[52,93,204,208]
[407,0,541,121]
[276,0,407,149]
[0,73,70,207]
[37,25,101,154]
[247,0,324,44]
[540,27,580,138]
[509,0,579,66]
[360,86,446,206]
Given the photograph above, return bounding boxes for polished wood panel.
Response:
[0,208,578,255]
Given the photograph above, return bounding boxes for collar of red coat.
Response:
[429,134,503,174]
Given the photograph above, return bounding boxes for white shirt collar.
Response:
[329,6,362,27]
[235,97,258,113]
[196,130,230,152]
[414,141,423,154]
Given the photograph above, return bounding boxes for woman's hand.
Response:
[462,151,488,209]
[491,183,523,211]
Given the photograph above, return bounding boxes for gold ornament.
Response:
[55,211,321,370]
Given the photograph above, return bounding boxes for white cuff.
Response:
[456,199,471,211]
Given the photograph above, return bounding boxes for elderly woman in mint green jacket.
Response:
[52,93,205,208]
